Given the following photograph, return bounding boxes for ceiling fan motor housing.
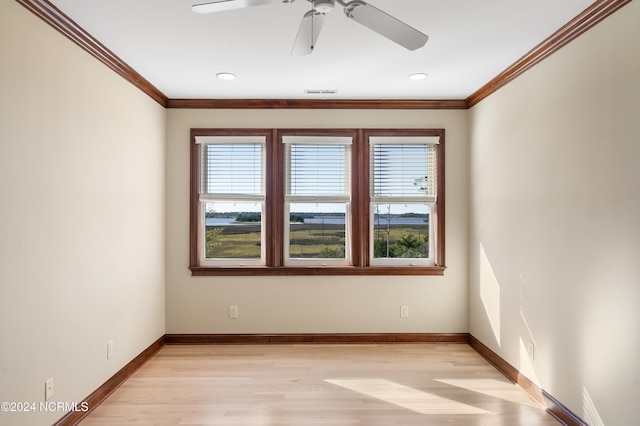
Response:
[312,0,335,13]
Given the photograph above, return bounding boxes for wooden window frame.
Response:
[189,128,446,276]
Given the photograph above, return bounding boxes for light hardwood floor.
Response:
[80,344,559,425]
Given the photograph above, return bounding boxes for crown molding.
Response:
[466,0,632,107]
[16,0,168,107]
[166,98,468,109]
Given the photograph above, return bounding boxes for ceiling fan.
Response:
[192,0,428,56]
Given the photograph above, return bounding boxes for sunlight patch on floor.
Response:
[435,378,540,408]
[325,378,492,415]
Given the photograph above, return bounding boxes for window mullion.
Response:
[268,129,283,267]
[352,129,367,267]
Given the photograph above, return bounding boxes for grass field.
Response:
[289,224,345,258]
[206,223,429,259]
[206,224,262,258]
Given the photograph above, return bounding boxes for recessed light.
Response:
[216,72,236,80]
[409,73,428,81]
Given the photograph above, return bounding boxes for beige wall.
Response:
[0,2,166,425]
[166,109,470,334]
[469,1,640,425]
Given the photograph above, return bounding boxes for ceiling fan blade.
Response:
[291,10,326,56]
[342,1,428,50]
[192,0,283,14]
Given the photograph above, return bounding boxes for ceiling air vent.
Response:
[305,89,338,95]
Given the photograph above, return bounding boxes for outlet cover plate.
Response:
[229,305,239,319]
[400,305,409,318]
[45,377,54,401]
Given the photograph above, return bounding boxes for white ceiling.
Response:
[48,0,595,100]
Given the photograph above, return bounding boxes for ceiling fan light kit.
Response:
[193,0,428,55]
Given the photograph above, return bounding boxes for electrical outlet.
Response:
[229,305,238,319]
[400,305,409,318]
[107,340,114,359]
[45,378,54,401]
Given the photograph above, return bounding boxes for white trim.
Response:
[369,257,434,267]
[285,195,351,203]
[195,136,266,144]
[370,195,436,203]
[282,136,353,145]
[200,258,265,267]
[284,259,351,267]
[200,194,265,202]
[369,136,440,145]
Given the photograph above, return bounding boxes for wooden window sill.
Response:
[189,266,446,276]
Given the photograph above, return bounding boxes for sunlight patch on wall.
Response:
[434,378,540,408]
[325,378,492,415]
[582,386,605,426]
[480,243,501,345]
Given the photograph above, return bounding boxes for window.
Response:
[190,128,445,275]
[370,137,438,266]
[191,131,268,267]
[284,136,352,266]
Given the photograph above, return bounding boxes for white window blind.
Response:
[370,137,437,201]
[284,136,351,202]
[198,140,265,201]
